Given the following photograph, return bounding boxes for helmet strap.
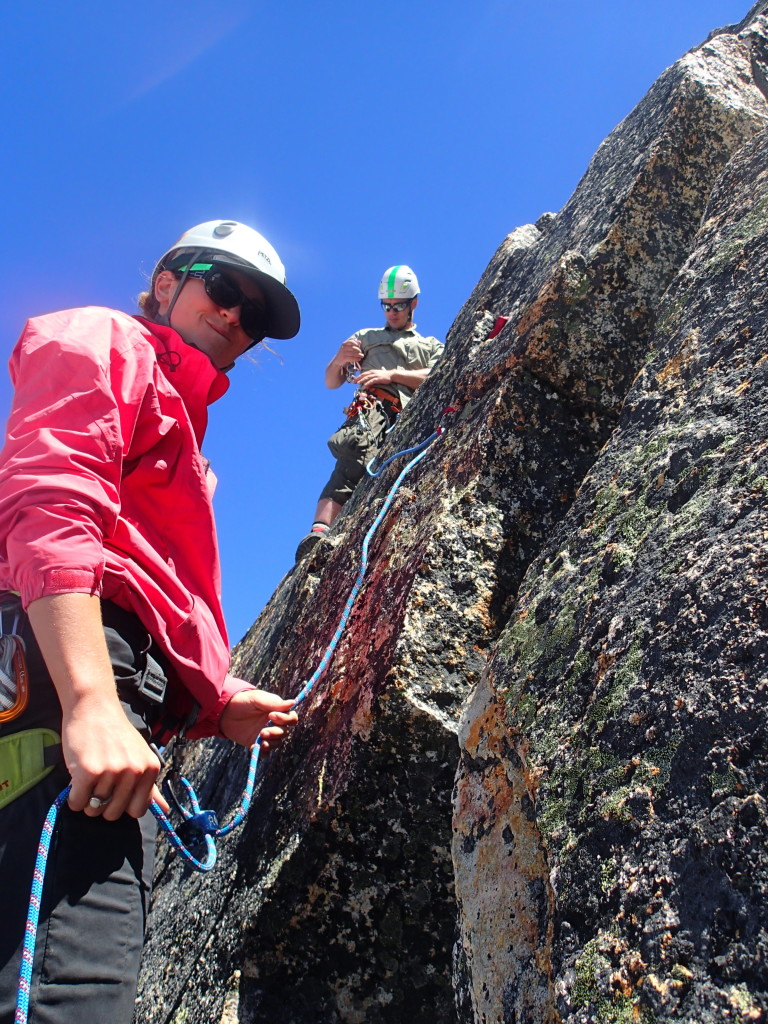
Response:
[157,249,205,328]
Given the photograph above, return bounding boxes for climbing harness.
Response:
[0,729,61,813]
[343,387,403,450]
[366,387,402,427]
[344,386,401,423]
[337,391,390,451]
[0,601,62,817]
[342,389,385,422]
[15,418,448,1022]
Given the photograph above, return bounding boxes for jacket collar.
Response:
[134,317,230,446]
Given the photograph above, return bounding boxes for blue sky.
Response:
[0,1,752,646]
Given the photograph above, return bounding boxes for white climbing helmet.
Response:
[155,219,300,339]
[378,265,420,301]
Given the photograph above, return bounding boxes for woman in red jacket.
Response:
[0,219,300,1023]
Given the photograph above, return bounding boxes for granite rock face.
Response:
[136,6,768,1023]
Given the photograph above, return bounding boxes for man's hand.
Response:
[326,336,364,388]
[335,336,363,366]
[355,368,393,390]
[219,687,299,750]
[357,366,430,392]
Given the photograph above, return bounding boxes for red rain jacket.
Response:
[0,306,252,738]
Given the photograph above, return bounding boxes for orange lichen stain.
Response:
[656,329,700,385]
[610,970,634,998]
[466,595,494,632]
[515,283,556,336]
[626,952,647,977]
[735,379,752,394]
[453,768,514,839]
[463,698,507,758]
[326,674,347,702]
[595,650,617,686]
[656,353,685,384]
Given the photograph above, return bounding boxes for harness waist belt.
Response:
[366,386,402,415]
[138,653,168,704]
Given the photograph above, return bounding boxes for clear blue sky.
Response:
[0,1,752,646]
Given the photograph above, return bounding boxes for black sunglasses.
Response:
[381,300,412,313]
[182,264,267,341]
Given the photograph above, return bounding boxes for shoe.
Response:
[295,525,329,561]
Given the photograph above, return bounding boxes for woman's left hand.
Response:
[219,688,299,750]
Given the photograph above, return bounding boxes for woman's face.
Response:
[154,268,266,369]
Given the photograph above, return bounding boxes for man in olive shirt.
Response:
[296,265,442,560]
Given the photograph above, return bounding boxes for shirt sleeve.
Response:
[186,673,256,740]
[0,310,146,607]
[425,336,444,370]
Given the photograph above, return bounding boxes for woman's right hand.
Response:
[27,592,169,820]
[62,695,167,820]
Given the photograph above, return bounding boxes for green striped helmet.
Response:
[378,265,420,300]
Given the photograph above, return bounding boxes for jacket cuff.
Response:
[18,567,103,609]
[186,674,254,740]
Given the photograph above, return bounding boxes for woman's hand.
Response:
[27,592,168,821]
[219,687,299,750]
[62,695,166,820]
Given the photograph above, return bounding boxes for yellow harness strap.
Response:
[0,729,62,811]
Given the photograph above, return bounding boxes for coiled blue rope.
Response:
[16,426,444,1021]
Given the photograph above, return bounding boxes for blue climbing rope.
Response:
[294,426,444,704]
[15,425,445,1022]
[366,428,442,478]
[14,787,68,1024]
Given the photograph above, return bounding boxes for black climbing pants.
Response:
[319,402,390,505]
[0,601,166,1024]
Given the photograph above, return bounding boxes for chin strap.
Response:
[156,248,205,328]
